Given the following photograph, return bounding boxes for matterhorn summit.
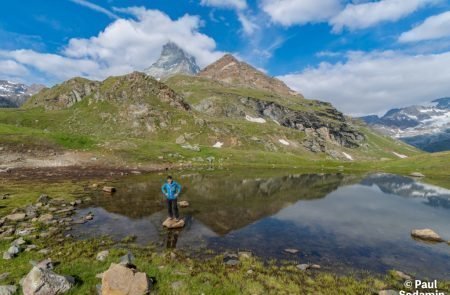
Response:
[144,42,200,80]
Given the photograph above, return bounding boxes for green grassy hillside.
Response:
[0,72,426,170]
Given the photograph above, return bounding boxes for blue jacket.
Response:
[161,181,182,200]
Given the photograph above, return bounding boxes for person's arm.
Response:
[161,184,168,197]
[175,182,182,197]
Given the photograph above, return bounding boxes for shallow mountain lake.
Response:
[71,171,450,279]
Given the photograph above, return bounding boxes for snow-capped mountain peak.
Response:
[0,80,45,108]
[144,42,200,80]
[360,97,450,152]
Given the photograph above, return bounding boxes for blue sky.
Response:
[1,0,450,115]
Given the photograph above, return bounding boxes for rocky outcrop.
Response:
[199,54,301,97]
[145,42,200,80]
[240,97,364,150]
[24,72,190,111]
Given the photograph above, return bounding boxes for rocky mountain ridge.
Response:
[0,80,45,107]
[199,54,301,97]
[360,97,450,152]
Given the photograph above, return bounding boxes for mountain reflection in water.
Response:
[71,171,450,279]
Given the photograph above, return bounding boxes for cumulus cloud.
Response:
[279,50,450,115]
[200,0,247,10]
[261,0,342,26]
[0,8,223,84]
[399,11,450,42]
[331,0,438,32]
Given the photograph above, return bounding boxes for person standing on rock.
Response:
[161,176,182,221]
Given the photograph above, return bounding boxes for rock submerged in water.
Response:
[411,228,444,242]
[101,263,152,295]
[22,259,74,295]
[283,248,299,254]
[177,200,189,208]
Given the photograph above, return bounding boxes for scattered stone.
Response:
[284,248,299,254]
[0,285,17,295]
[223,253,240,267]
[175,135,186,144]
[102,186,116,193]
[15,228,34,236]
[101,263,151,295]
[238,251,252,259]
[119,252,135,268]
[4,245,21,259]
[2,252,13,260]
[411,229,444,242]
[162,218,185,229]
[181,144,200,152]
[85,214,94,221]
[309,264,321,270]
[22,259,74,295]
[177,200,189,208]
[25,245,37,252]
[296,264,309,271]
[5,213,26,222]
[96,250,109,262]
[38,249,50,255]
[171,281,183,291]
[246,269,253,274]
[25,205,38,219]
[37,194,51,205]
[38,214,54,223]
[0,194,9,200]
[0,273,9,281]
[95,272,104,279]
[12,237,26,246]
[394,270,412,281]
[410,172,425,178]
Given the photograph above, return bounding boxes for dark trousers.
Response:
[167,199,179,219]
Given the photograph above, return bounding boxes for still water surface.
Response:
[71,171,450,279]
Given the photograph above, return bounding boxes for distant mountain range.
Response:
[144,42,200,80]
[360,97,450,152]
[0,80,45,107]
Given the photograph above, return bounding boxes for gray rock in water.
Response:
[411,228,444,242]
[22,260,74,295]
[409,172,425,178]
[0,285,17,295]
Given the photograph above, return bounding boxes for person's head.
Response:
[167,175,173,184]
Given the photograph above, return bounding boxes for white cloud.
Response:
[261,0,341,26]
[0,8,223,84]
[69,0,119,19]
[279,50,450,115]
[237,12,259,35]
[399,11,450,42]
[331,0,438,32]
[200,0,247,10]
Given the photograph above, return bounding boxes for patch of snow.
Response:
[212,141,223,148]
[342,152,353,161]
[278,139,290,146]
[245,115,266,124]
[392,152,408,159]
[221,62,236,71]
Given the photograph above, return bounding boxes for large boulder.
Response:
[411,229,444,242]
[22,259,74,295]
[101,263,151,295]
